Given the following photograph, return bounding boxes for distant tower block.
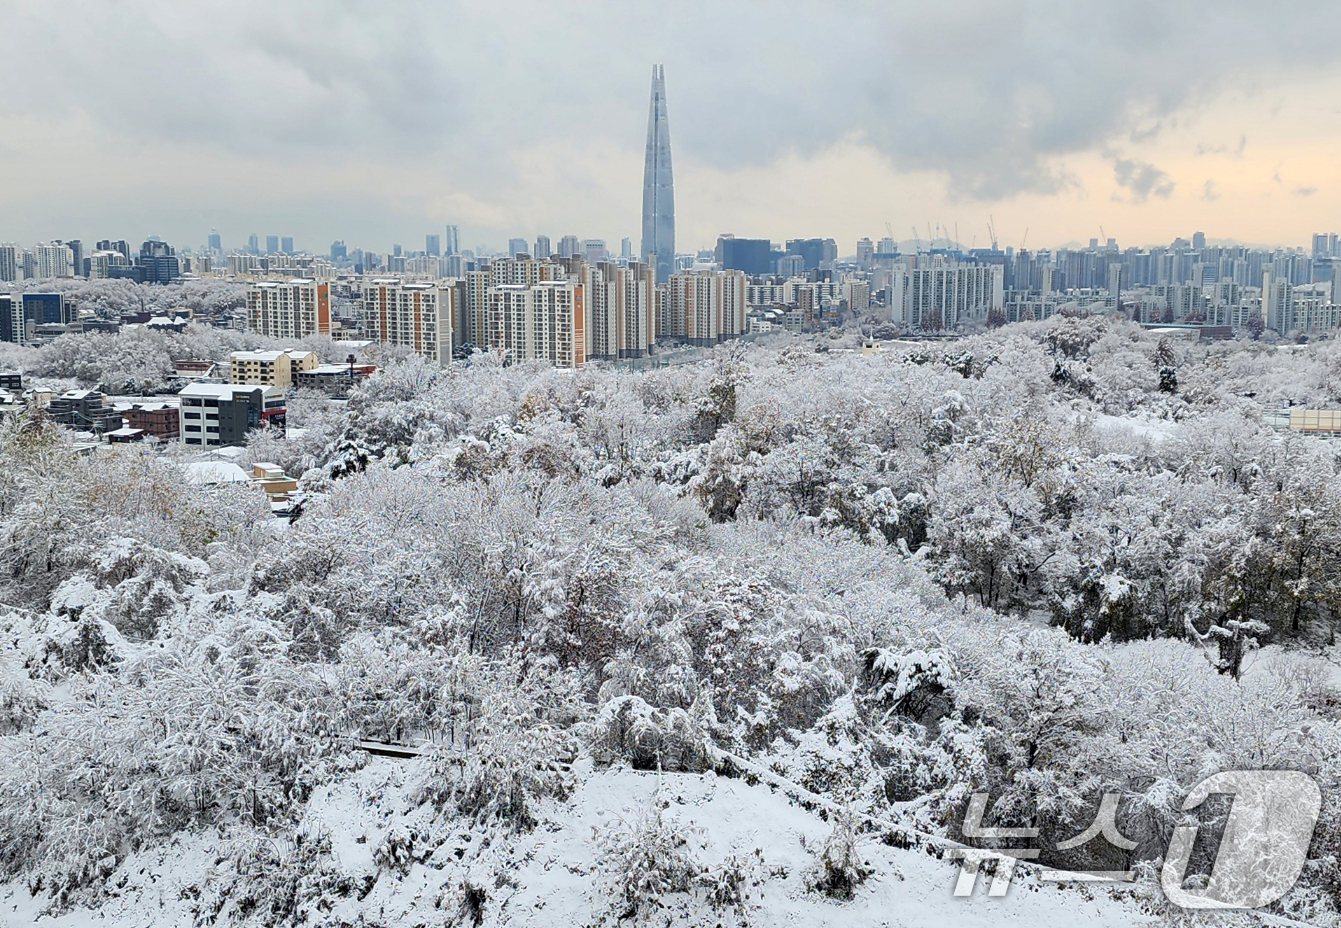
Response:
[641,64,675,286]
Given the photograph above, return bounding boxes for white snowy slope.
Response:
[2,757,1153,928]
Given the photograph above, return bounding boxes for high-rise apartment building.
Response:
[558,235,580,259]
[362,279,455,363]
[248,233,260,255]
[488,279,585,368]
[426,233,441,257]
[663,269,746,346]
[586,261,655,360]
[534,235,551,259]
[463,268,491,349]
[0,244,18,282]
[246,279,331,339]
[89,250,133,279]
[265,235,280,255]
[508,238,529,258]
[1313,233,1339,260]
[899,260,1004,330]
[641,64,676,285]
[34,243,73,279]
[280,236,294,254]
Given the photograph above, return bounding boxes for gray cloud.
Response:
[1202,180,1220,202]
[3,1,1341,244]
[1111,155,1175,202]
[1296,186,1319,197]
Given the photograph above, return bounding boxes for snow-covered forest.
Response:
[3,315,1341,926]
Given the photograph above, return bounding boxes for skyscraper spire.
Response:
[641,63,675,286]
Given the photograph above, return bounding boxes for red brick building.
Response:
[124,403,180,441]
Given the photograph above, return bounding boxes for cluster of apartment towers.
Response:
[249,65,729,368]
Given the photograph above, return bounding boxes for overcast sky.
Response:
[5,0,1341,255]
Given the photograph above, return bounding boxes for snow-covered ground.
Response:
[2,759,1153,928]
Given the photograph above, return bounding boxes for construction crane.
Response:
[1021,226,1029,250]
[911,226,921,252]
[987,215,999,251]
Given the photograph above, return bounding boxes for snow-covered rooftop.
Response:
[182,461,249,484]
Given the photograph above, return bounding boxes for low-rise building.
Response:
[106,427,146,444]
[230,350,292,387]
[174,359,220,380]
[48,389,122,433]
[178,383,285,447]
[295,363,374,393]
[229,349,320,387]
[123,402,180,441]
[284,349,318,375]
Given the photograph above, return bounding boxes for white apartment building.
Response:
[229,254,262,276]
[898,260,1004,329]
[664,269,747,345]
[246,279,331,339]
[488,280,585,368]
[0,245,17,283]
[88,250,133,279]
[362,279,455,363]
[585,261,655,360]
[1262,271,1339,335]
[34,243,72,280]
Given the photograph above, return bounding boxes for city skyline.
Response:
[4,3,1341,253]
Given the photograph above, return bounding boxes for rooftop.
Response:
[179,383,281,399]
[183,461,250,485]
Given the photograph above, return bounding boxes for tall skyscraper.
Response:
[266,234,280,254]
[445,225,460,256]
[280,236,294,254]
[426,233,441,257]
[208,229,222,253]
[534,235,551,259]
[640,64,675,286]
